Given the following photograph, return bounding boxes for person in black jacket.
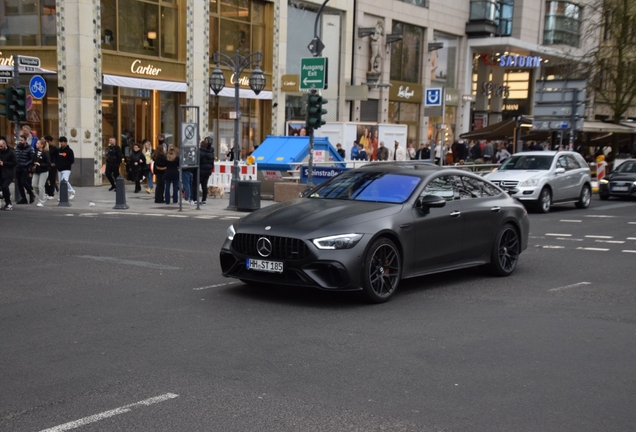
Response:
[0,138,17,210]
[57,137,75,199]
[152,146,167,203]
[164,145,180,204]
[193,139,215,204]
[32,139,51,207]
[44,135,58,199]
[105,137,122,191]
[130,143,146,193]
[15,134,35,204]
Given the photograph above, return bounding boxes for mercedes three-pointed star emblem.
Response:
[257,237,272,257]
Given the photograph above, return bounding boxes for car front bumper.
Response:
[599,181,636,198]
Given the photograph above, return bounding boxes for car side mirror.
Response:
[416,194,447,210]
[555,167,566,174]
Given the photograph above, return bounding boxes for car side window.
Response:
[566,155,582,170]
[557,156,569,170]
[459,176,483,199]
[423,176,458,202]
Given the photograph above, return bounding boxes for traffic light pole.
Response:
[307,88,316,187]
[12,55,22,202]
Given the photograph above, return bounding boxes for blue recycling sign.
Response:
[425,88,442,107]
[29,75,47,99]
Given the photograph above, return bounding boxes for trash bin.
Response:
[237,180,261,211]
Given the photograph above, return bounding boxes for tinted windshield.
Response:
[499,155,554,170]
[308,172,422,203]
[614,161,636,173]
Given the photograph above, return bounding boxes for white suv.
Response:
[484,151,592,213]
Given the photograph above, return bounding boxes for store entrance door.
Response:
[120,92,153,153]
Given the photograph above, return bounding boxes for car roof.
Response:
[355,161,441,176]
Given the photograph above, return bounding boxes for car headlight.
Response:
[312,233,363,250]
[520,179,539,187]
[599,179,609,184]
[227,225,236,241]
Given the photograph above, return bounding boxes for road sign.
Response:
[29,75,47,99]
[307,37,325,57]
[0,78,8,85]
[0,70,12,78]
[425,88,442,106]
[300,57,327,90]
[180,122,199,167]
[18,56,41,68]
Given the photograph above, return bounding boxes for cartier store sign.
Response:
[102,53,185,82]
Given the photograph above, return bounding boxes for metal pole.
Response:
[569,89,578,151]
[178,106,183,211]
[228,50,241,210]
[439,86,446,166]
[196,106,201,210]
[13,55,22,202]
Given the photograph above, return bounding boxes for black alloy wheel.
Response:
[487,224,520,276]
[362,238,401,303]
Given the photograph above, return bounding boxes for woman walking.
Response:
[45,135,58,199]
[0,138,17,211]
[130,143,146,193]
[142,140,154,193]
[152,145,167,203]
[32,139,51,207]
[194,139,215,204]
[164,145,180,204]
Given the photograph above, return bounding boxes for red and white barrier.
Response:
[596,161,606,182]
[210,162,258,192]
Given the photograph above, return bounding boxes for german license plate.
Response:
[246,258,283,273]
[611,186,628,191]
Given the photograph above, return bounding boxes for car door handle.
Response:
[491,206,501,212]
[450,211,461,217]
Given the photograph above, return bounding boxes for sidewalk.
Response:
[6,184,276,217]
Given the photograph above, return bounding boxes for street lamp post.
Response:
[209,50,265,211]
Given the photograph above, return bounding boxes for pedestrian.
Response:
[434,141,443,165]
[143,140,154,193]
[336,143,346,159]
[0,138,17,211]
[157,134,168,154]
[389,140,406,161]
[350,140,359,160]
[496,143,511,164]
[44,135,58,199]
[357,143,368,161]
[152,145,167,203]
[414,143,429,160]
[376,141,389,161]
[56,136,75,199]
[130,143,146,193]
[164,145,180,204]
[32,139,51,207]
[470,139,482,161]
[182,165,194,204]
[22,125,37,150]
[194,139,215,204]
[407,142,416,160]
[483,140,494,163]
[105,136,122,191]
[15,134,35,204]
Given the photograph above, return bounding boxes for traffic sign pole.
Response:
[13,55,22,202]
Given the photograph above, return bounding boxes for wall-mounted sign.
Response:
[482,81,510,98]
[389,81,422,103]
[29,75,47,99]
[130,59,162,76]
[481,54,542,68]
[281,74,299,92]
[462,94,476,102]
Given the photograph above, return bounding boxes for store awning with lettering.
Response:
[102,74,187,92]
[209,87,273,100]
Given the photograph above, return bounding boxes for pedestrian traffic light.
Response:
[305,91,328,130]
[10,86,27,122]
[0,87,12,118]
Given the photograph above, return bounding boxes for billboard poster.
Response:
[355,123,380,161]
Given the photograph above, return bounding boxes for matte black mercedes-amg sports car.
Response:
[220,162,530,303]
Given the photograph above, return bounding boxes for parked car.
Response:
[220,162,529,303]
[599,159,636,200]
[484,151,592,213]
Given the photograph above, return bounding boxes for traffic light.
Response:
[10,86,27,121]
[305,91,328,130]
[0,87,11,118]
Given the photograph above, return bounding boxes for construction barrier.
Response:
[209,162,258,192]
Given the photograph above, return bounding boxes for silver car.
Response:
[484,151,592,213]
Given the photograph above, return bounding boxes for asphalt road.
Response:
[1,197,636,432]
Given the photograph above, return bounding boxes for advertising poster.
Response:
[355,123,379,160]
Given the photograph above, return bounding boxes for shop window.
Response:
[390,21,422,84]
[0,0,54,46]
[118,2,159,56]
[544,1,582,47]
[468,0,513,36]
[220,0,251,22]
[397,0,428,8]
[220,20,251,58]
[431,31,458,88]
[389,101,420,144]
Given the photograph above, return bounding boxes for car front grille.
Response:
[232,234,311,260]
[491,180,519,188]
[609,181,633,193]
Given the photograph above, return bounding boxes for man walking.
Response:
[57,136,75,199]
[15,134,35,204]
[105,137,122,191]
[0,138,17,210]
[44,135,58,199]
[376,141,389,161]
[414,143,430,160]
[388,140,406,161]
[350,140,359,160]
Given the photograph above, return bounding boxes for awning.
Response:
[459,118,529,140]
[103,74,187,92]
[0,65,57,75]
[209,87,273,100]
[584,121,636,134]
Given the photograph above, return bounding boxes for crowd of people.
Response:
[1,126,75,211]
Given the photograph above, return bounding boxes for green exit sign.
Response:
[300,57,327,90]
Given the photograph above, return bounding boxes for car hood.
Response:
[607,173,636,182]
[239,198,403,234]
[485,170,548,182]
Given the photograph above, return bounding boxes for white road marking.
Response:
[102,211,139,215]
[546,233,572,237]
[630,222,636,225]
[586,215,615,218]
[223,216,241,219]
[193,281,239,291]
[144,213,165,216]
[622,250,636,254]
[548,282,591,292]
[64,214,74,216]
[39,393,179,432]
[79,213,98,217]
[540,245,565,249]
[627,237,636,241]
[595,240,625,244]
[166,214,188,218]
[194,216,217,219]
[556,237,583,241]
[76,255,180,270]
[585,235,613,239]
[560,220,582,223]
[576,247,609,252]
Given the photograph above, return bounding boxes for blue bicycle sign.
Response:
[29,75,47,99]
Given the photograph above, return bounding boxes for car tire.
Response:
[599,193,610,201]
[575,184,592,209]
[362,238,402,303]
[486,224,520,277]
[534,188,551,213]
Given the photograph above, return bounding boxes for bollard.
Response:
[113,176,129,210]
[58,179,71,207]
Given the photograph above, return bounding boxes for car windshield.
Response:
[308,172,422,203]
[499,155,554,170]
[614,161,636,173]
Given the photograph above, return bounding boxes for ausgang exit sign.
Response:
[300,57,327,90]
